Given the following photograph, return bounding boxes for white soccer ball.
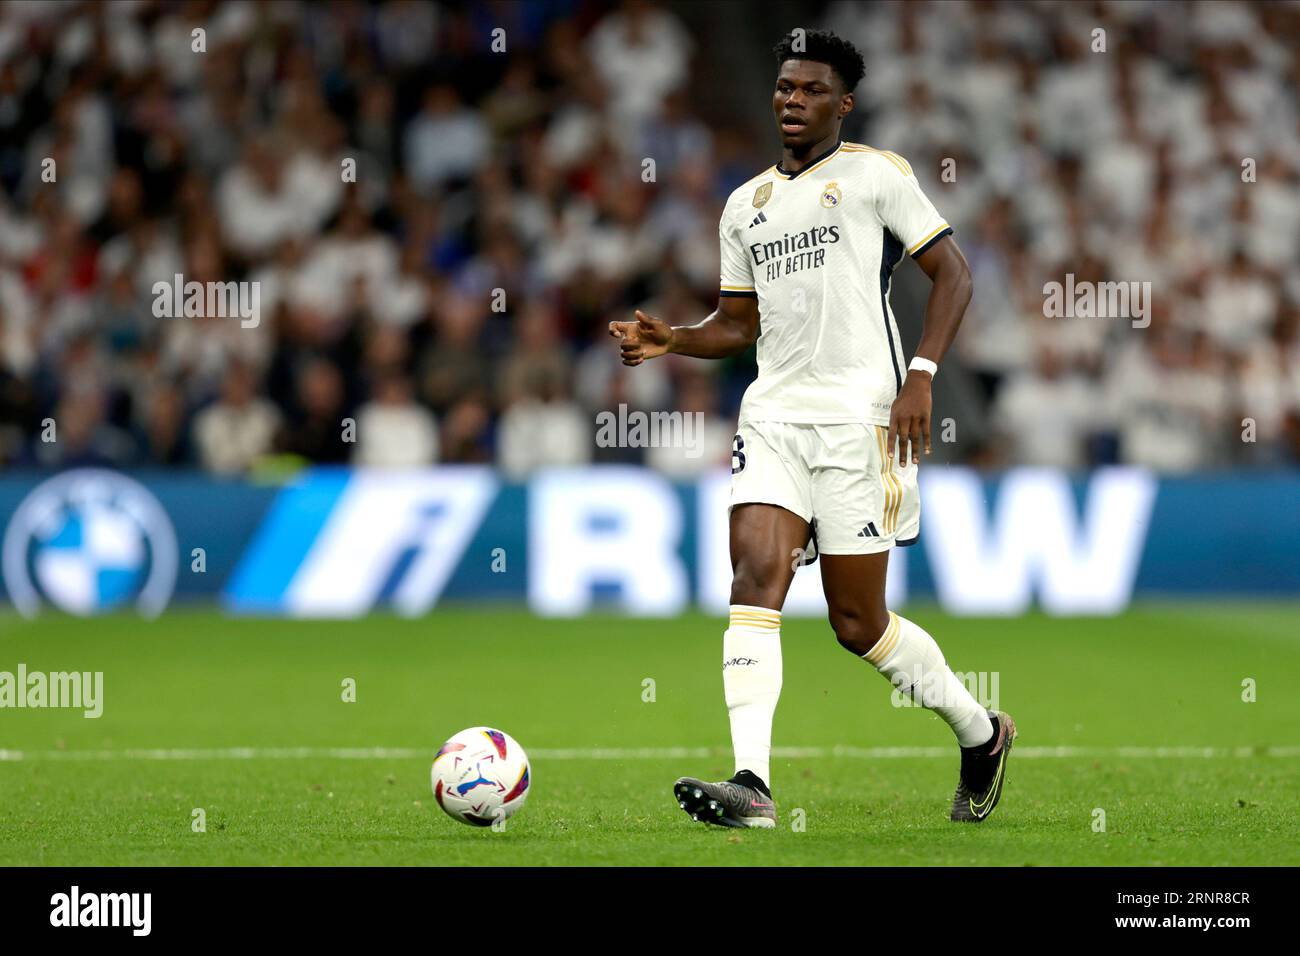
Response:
[431,727,531,827]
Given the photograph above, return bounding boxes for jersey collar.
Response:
[774,139,843,179]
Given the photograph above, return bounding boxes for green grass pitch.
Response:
[1,604,1297,866]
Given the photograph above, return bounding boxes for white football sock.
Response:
[723,604,783,788]
[863,612,993,748]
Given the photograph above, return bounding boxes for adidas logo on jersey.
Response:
[748,211,768,228]
[857,522,880,538]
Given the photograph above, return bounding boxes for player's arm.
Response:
[609,294,760,366]
[612,199,759,366]
[888,234,972,464]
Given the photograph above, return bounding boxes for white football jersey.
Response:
[719,141,951,426]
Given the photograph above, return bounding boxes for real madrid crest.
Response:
[820,181,842,209]
[752,182,773,208]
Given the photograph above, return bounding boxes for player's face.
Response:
[773,60,852,152]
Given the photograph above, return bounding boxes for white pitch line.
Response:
[0,745,1297,762]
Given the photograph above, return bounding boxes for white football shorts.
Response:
[729,420,920,555]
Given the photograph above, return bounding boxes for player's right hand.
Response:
[608,310,674,366]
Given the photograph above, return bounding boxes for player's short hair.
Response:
[773,30,865,92]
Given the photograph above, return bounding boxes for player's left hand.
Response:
[887,372,932,465]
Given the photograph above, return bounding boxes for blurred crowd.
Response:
[825,0,1300,471]
[0,0,1297,479]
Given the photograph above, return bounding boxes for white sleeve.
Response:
[873,153,952,258]
[718,205,756,298]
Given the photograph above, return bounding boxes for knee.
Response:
[729,556,787,610]
[828,605,891,657]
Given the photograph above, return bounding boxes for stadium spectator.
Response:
[496,373,591,478]
[193,360,280,474]
[353,372,440,468]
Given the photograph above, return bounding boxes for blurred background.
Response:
[2,0,1298,478]
[1,0,1298,617]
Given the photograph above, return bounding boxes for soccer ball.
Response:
[430,727,531,827]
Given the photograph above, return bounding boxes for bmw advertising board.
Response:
[2,469,178,618]
[2,466,1298,618]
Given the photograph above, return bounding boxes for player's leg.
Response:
[674,502,806,829]
[820,552,992,745]
[674,423,811,829]
[812,423,1016,822]
[819,553,1015,821]
[725,501,807,782]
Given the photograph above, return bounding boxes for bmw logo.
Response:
[2,469,177,618]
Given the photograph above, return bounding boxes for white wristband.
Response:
[908,356,938,378]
